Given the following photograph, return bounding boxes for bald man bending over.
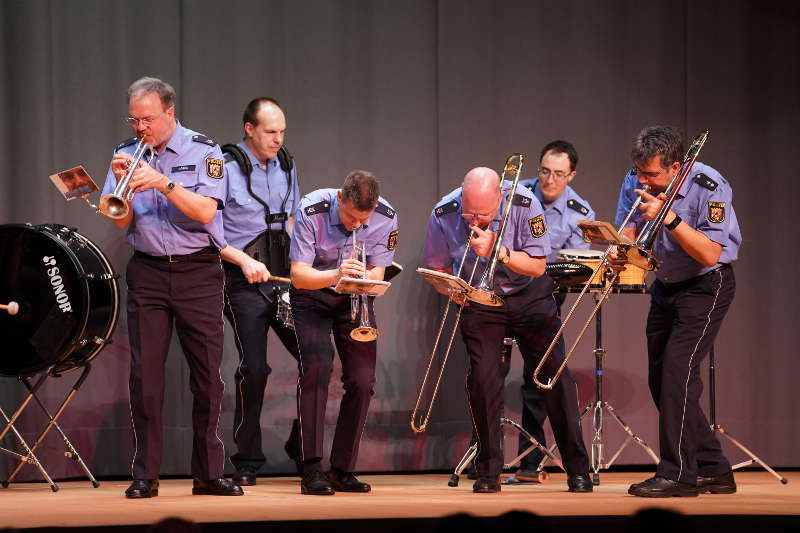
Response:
[421,167,591,494]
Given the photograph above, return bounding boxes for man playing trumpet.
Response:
[421,167,591,493]
[289,171,398,495]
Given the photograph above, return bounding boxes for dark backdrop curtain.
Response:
[0,0,797,479]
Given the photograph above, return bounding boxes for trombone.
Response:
[532,130,710,390]
[410,153,524,433]
[349,230,380,342]
[98,137,153,219]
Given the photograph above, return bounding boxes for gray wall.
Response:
[1,0,797,479]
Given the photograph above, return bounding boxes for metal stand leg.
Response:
[708,346,788,485]
[0,363,100,490]
[578,294,659,485]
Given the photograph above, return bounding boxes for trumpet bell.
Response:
[351,327,380,342]
[98,194,130,219]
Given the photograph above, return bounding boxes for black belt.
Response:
[135,247,219,263]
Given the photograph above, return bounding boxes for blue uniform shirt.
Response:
[422,182,550,295]
[222,142,300,251]
[101,121,227,256]
[613,162,741,283]
[290,189,399,278]
[519,178,595,260]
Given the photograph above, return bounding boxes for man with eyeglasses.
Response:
[101,76,242,498]
[612,125,741,497]
[422,167,592,494]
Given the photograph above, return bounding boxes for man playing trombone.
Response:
[289,171,398,495]
[421,167,592,493]
[613,126,741,497]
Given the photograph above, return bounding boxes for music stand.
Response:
[0,363,100,491]
[708,346,788,484]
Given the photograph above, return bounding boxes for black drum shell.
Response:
[0,224,119,377]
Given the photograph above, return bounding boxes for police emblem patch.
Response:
[206,158,224,179]
[529,215,546,237]
[387,230,398,250]
[707,201,725,223]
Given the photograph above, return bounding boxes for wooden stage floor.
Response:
[0,471,797,530]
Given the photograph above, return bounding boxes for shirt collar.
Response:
[239,141,278,170]
[162,120,184,155]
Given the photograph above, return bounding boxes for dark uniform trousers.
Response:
[223,264,301,472]
[461,278,589,478]
[647,264,735,484]
[290,287,377,472]
[126,253,226,480]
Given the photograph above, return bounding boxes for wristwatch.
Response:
[499,246,511,264]
[164,180,176,196]
[665,214,682,231]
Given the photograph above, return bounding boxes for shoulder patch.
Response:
[707,201,725,223]
[567,199,590,216]
[192,134,217,147]
[115,137,138,152]
[512,193,532,208]
[435,200,460,217]
[694,173,718,191]
[304,200,331,216]
[387,230,398,250]
[528,215,547,238]
[206,158,224,179]
[375,201,396,219]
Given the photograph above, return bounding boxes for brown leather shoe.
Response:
[125,479,158,498]
[192,477,244,496]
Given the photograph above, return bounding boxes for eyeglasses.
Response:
[538,167,572,182]
[125,107,171,128]
[630,166,662,179]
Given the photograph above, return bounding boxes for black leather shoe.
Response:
[473,475,501,493]
[628,476,699,498]
[125,479,158,498]
[192,477,244,496]
[232,468,257,486]
[567,473,593,493]
[697,470,736,494]
[327,468,371,493]
[302,469,335,495]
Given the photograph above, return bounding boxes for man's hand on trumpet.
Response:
[635,188,678,225]
[469,225,496,257]
[338,257,366,280]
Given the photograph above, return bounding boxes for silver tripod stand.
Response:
[708,346,787,484]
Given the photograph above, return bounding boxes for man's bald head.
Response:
[461,167,502,228]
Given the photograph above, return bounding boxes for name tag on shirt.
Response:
[267,213,288,223]
[171,165,196,173]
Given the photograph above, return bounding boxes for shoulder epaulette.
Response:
[192,134,217,147]
[524,183,535,192]
[304,200,331,216]
[567,199,590,216]
[115,137,138,152]
[694,173,718,191]
[435,200,459,217]
[374,201,396,219]
[512,193,532,208]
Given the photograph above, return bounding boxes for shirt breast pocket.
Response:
[167,168,201,224]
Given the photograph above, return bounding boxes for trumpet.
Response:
[532,131,710,390]
[98,137,153,219]
[410,153,524,433]
[349,231,380,342]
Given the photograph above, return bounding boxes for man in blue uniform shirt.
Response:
[219,97,302,485]
[613,126,741,497]
[507,140,595,481]
[289,171,398,495]
[102,77,242,498]
[422,167,591,494]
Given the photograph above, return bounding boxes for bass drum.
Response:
[0,224,120,377]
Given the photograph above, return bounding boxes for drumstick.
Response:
[1,301,19,315]
[268,276,291,284]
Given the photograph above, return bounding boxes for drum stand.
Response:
[708,346,788,484]
[576,292,659,485]
[0,363,99,491]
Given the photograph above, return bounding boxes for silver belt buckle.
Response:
[167,255,177,263]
